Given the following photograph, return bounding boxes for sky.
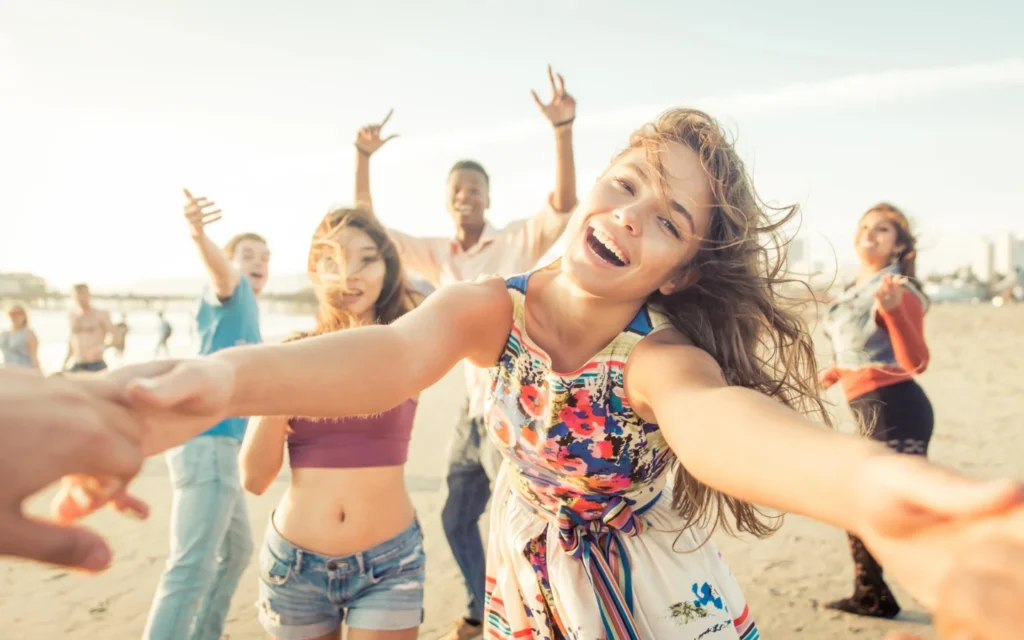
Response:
[1,0,1023,292]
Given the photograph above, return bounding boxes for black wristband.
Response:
[553,117,575,128]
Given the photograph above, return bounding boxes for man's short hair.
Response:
[448,160,489,184]
[223,233,268,259]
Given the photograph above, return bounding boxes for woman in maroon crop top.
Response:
[238,208,426,639]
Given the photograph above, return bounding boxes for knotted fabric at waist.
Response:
[508,471,665,640]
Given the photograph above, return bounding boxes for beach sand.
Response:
[3,303,1022,639]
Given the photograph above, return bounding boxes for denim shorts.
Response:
[257,517,425,639]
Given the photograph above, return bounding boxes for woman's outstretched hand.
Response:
[885,507,1024,639]
[850,453,1023,613]
[51,357,237,522]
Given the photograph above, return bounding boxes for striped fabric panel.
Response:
[733,604,760,640]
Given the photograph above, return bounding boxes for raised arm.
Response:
[238,415,289,495]
[182,189,239,300]
[521,65,578,260]
[627,330,1023,611]
[532,64,577,215]
[354,108,398,213]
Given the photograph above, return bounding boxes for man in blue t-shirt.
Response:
[143,189,270,640]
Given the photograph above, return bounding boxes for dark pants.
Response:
[70,360,108,373]
[841,380,934,614]
[440,402,502,623]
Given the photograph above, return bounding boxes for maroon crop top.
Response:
[287,399,417,469]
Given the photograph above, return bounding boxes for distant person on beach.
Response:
[63,108,1024,640]
[352,65,577,640]
[821,203,933,619]
[1,304,40,370]
[62,283,115,373]
[140,190,270,640]
[240,208,427,639]
[156,311,172,357]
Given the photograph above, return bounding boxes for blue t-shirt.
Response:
[193,276,262,440]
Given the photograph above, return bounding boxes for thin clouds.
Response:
[395,58,1024,155]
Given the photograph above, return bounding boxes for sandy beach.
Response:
[3,303,1022,639]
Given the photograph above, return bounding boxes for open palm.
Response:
[532,64,576,126]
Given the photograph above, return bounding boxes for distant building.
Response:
[972,238,996,283]
[992,233,1024,278]
[0,272,47,299]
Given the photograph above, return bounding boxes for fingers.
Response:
[557,72,566,95]
[899,462,1024,525]
[182,188,194,201]
[531,89,545,109]
[51,479,149,524]
[380,108,393,127]
[382,134,399,143]
[547,63,556,93]
[109,492,150,520]
[0,515,112,573]
[935,566,1023,639]
[126,375,192,410]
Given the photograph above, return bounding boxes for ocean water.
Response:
[9,304,313,373]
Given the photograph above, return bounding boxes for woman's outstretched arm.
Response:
[626,328,1023,611]
[108,278,511,455]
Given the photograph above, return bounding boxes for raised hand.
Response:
[532,64,576,127]
[355,108,399,156]
[850,453,1024,612]
[875,273,905,311]
[182,188,222,239]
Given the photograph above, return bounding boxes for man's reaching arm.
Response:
[353,109,398,215]
[182,189,239,300]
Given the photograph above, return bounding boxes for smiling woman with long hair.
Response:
[72,112,1022,640]
[820,203,933,618]
[238,208,426,640]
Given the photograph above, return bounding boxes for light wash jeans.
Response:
[143,436,254,640]
[440,402,503,623]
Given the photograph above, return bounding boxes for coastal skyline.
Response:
[2,0,1023,288]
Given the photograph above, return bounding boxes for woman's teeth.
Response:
[592,228,628,265]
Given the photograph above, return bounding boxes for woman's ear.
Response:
[659,267,699,296]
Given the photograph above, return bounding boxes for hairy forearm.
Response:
[667,386,885,532]
[552,126,577,213]
[217,325,439,419]
[191,232,236,297]
[354,151,373,213]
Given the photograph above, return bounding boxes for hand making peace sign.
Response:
[532,64,576,128]
[355,108,399,156]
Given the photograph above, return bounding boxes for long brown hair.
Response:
[628,109,831,539]
[863,202,919,280]
[291,208,419,340]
